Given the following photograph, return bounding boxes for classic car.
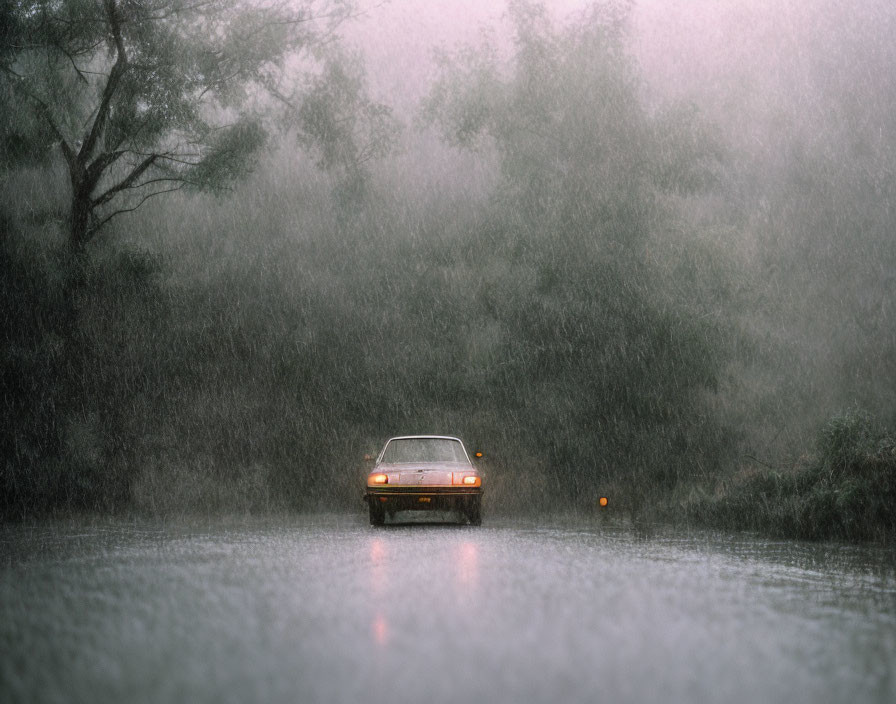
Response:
[364,435,482,526]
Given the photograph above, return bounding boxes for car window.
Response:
[381,438,468,464]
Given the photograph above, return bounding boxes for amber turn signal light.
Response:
[369,474,388,485]
[599,496,608,507]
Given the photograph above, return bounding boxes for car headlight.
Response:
[368,474,388,486]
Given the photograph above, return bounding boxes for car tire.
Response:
[467,497,482,526]
[369,500,385,526]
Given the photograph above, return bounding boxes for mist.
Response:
[2,0,894,539]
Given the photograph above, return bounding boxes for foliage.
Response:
[419,0,729,507]
[0,0,357,247]
[291,48,402,209]
[1,210,167,514]
[3,0,894,539]
[0,1,398,518]
[687,410,896,541]
[0,0,734,518]
[1,212,69,515]
[818,407,881,476]
[421,0,720,247]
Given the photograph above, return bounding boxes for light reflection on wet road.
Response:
[1,514,894,703]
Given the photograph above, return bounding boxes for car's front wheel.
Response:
[369,500,385,526]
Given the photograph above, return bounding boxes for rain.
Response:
[1,1,895,702]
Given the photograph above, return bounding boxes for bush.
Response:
[686,410,896,541]
[0,216,170,519]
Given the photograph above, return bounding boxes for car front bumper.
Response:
[365,486,482,512]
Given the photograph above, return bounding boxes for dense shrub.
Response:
[0,215,172,518]
[687,410,896,541]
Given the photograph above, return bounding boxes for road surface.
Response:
[1,513,894,703]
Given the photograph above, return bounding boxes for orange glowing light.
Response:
[463,476,481,486]
[599,496,608,507]
[475,451,483,458]
[369,473,388,485]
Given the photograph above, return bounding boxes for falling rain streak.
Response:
[2,2,896,701]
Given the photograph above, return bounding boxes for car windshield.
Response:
[380,438,469,464]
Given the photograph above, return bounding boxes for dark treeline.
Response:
[1,1,894,538]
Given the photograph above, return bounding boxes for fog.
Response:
[344,0,896,448]
[2,5,896,700]
[1,0,894,535]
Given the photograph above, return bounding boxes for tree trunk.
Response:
[69,177,91,252]
[64,172,90,402]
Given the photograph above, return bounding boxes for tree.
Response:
[421,0,728,508]
[422,0,719,250]
[0,0,404,517]
[272,45,402,212]
[0,0,360,250]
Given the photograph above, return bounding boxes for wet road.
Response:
[1,514,894,703]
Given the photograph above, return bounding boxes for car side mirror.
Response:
[363,454,374,463]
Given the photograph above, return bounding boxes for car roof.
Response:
[385,435,464,442]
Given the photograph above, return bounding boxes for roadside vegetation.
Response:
[2,1,895,541]
[685,410,896,542]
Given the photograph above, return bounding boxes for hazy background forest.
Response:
[2,0,894,539]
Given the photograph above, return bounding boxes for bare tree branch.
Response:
[93,154,158,207]
[137,1,219,22]
[86,150,127,184]
[114,175,203,191]
[266,84,298,110]
[54,42,90,85]
[197,69,243,100]
[87,184,188,235]
[78,0,129,163]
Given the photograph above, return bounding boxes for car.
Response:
[364,435,483,526]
